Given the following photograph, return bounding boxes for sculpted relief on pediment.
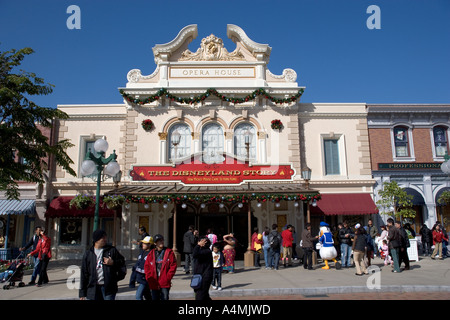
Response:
[179,34,245,61]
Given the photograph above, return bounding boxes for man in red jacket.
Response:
[281,225,294,267]
[144,234,177,300]
[431,224,448,260]
[27,228,51,287]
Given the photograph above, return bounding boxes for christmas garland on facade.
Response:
[119,88,304,106]
[119,192,320,205]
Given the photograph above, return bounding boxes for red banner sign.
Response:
[130,155,295,185]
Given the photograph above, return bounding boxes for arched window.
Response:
[168,123,191,162]
[433,126,449,157]
[234,123,256,160]
[202,123,224,162]
[393,126,410,157]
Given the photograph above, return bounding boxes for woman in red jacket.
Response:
[27,228,51,287]
[144,234,177,300]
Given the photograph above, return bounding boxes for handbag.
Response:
[190,274,203,290]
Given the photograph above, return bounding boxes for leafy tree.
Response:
[438,190,450,206]
[376,180,416,222]
[0,47,75,200]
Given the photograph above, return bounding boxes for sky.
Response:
[1,0,449,108]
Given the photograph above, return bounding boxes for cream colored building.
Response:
[48,24,376,261]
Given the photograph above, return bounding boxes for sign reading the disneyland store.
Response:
[130,155,295,185]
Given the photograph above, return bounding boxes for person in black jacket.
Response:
[19,226,42,285]
[395,221,410,270]
[192,236,213,301]
[338,221,354,268]
[419,224,433,256]
[80,229,127,300]
[183,225,196,274]
[133,236,153,300]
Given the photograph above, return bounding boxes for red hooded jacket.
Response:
[144,247,177,290]
[29,235,52,260]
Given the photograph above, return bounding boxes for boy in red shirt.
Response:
[281,225,294,267]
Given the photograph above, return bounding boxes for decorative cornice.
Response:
[152,24,198,64]
[266,68,297,82]
[227,24,272,62]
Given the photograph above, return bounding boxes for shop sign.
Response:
[130,155,295,185]
[378,163,442,170]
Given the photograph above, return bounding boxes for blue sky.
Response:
[1,0,449,107]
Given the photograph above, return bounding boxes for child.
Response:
[211,243,224,291]
[381,239,392,266]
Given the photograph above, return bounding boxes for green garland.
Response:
[121,192,320,205]
[119,88,304,106]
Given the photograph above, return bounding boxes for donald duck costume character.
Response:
[318,222,341,270]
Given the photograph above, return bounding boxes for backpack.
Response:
[269,232,280,249]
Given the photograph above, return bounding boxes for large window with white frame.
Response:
[168,123,191,162]
[393,126,411,158]
[202,123,224,163]
[79,136,104,177]
[432,126,449,158]
[323,139,340,175]
[234,123,256,160]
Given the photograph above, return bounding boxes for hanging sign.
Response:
[130,155,295,185]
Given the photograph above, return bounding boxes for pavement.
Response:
[1,255,449,300]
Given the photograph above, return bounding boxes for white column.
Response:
[160,140,167,164]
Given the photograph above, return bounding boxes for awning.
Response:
[0,199,36,215]
[45,196,120,218]
[404,188,425,206]
[310,193,379,216]
[105,183,320,201]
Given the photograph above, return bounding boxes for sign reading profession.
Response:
[130,157,295,185]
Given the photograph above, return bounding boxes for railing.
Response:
[0,248,22,261]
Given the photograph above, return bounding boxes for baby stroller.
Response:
[2,251,28,290]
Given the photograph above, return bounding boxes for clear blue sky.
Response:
[1,0,449,107]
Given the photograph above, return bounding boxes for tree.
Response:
[0,47,76,200]
[438,190,450,206]
[376,180,416,222]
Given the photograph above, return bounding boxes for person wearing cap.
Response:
[144,234,177,300]
[79,229,127,300]
[133,236,153,300]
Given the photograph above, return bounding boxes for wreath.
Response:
[141,119,154,131]
[271,119,283,130]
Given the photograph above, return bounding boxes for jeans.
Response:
[31,256,41,283]
[94,285,116,300]
[340,243,352,267]
[390,247,401,272]
[151,288,170,300]
[136,282,152,300]
[302,247,313,269]
[212,268,222,287]
[254,251,261,267]
[263,246,270,268]
[269,248,280,270]
[184,253,194,272]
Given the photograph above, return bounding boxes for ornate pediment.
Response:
[179,34,245,61]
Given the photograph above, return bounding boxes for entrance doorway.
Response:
[168,203,257,261]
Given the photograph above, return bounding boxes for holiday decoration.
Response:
[141,119,154,131]
[120,88,304,106]
[69,194,95,210]
[271,119,283,130]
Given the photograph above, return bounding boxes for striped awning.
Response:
[0,199,36,215]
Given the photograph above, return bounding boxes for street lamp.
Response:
[171,130,181,162]
[244,129,253,160]
[301,166,312,190]
[80,138,120,231]
[441,153,450,174]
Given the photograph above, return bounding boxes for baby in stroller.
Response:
[1,254,28,289]
[0,261,20,282]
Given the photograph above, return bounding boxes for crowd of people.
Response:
[14,218,447,301]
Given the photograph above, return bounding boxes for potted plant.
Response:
[103,194,125,209]
[141,119,154,131]
[271,119,283,130]
[69,194,95,210]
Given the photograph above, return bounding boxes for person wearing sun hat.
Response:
[133,235,153,300]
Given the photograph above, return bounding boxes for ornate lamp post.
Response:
[80,138,121,231]
[441,153,450,175]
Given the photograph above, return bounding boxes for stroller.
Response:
[2,251,28,290]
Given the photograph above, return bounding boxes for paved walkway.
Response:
[1,255,449,300]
